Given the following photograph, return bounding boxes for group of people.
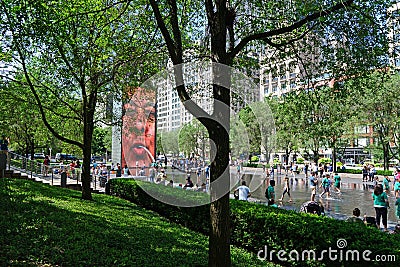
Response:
[309,172,342,201]
[234,176,292,206]
[347,182,400,232]
[362,164,377,182]
[234,164,400,232]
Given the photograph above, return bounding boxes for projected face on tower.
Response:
[121,87,156,169]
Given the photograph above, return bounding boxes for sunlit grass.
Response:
[0,179,276,266]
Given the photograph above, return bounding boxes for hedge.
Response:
[109,178,400,267]
[337,168,394,176]
[243,163,264,168]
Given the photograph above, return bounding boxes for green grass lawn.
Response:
[0,179,275,266]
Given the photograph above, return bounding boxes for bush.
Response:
[318,157,332,164]
[376,169,393,176]
[251,155,259,162]
[296,157,305,164]
[273,158,281,164]
[337,168,362,174]
[109,179,400,267]
[337,168,393,176]
[109,179,210,234]
[243,163,263,168]
[336,162,343,167]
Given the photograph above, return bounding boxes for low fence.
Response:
[7,152,108,190]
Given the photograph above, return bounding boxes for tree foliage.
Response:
[0,0,163,200]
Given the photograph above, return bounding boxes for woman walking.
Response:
[372,184,390,232]
[279,176,293,202]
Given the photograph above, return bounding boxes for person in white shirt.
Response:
[234,181,251,201]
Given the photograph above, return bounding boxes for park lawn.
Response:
[0,179,274,267]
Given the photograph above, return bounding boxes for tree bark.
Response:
[332,145,337,172]
[208,113,231,267]
[81,98,95,200]
[383,142,390,171]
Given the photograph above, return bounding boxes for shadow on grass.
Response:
[0,179,210,266]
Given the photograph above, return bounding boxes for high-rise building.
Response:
[156,59,259,133]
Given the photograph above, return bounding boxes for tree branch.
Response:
[229,0,354,58]
[149,0,179,63]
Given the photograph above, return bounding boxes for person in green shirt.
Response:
[372,184,389,231]
[382,175,391,196]
[319,174,331,198]
[265,180,275,205]
[395,197,400,220]
[333,172,341,194]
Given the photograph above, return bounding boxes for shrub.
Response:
[336,162,343,167]
[251,155,259,162]
[337,168,362,174]
[109,179,400,267]
[273,158,281,164]
[337,168,393,176]
[318,157,332,164]
[243,163,262,168]
[296,157,305,164]
[376,169,393,176]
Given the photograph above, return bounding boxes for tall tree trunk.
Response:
[332,145,337,172]
[81,107,94,200]
[208,106,231,267]
[206,1,232,265]
[383,142,390,171]
[285,147,290,166]
[81,140,93,200]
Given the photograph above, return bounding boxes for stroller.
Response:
[99,176,108,187]
[300,201,324,216]
[363,216,377,228]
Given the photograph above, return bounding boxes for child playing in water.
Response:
[333,172,341,194]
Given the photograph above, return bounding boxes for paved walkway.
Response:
[9,166,105,193]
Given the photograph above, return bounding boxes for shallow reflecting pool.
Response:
[164,167,399,229]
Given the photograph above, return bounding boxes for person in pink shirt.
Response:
[394,170,400,198]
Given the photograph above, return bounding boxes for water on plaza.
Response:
[163,167,398,229]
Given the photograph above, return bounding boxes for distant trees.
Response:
[0,0,163,200]
[178,119,209,160]
[264,70,400,171]
[349,71,400,170]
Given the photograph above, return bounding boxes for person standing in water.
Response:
[372,184,389,232]
[333,172,341,194]
[279,176,292,202]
